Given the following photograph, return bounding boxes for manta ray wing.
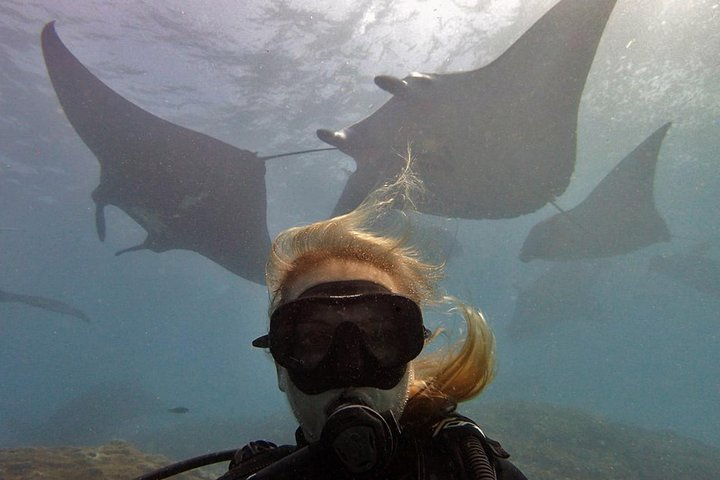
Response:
[41,22,270,284]
[520,123,672,262]
[319,0,618,219]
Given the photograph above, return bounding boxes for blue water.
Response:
[1,0,718,458]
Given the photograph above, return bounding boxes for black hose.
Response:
[460,436,497,480]
[132,449,238,480]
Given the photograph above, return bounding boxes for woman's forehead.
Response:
[285,259,402,301]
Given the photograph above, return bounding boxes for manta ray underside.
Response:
[520,123,673,262]
[41,22,270,285]
[318,0,618,219]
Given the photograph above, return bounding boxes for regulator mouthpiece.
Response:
[320,401,401,476]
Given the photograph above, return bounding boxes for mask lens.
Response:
[360,297,424,366]
[269,293,424,371]
[272,302,337,370]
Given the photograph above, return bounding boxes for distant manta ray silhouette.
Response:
[508,260,605,340]
[520,122,672,262]
[0,288,90,322]
[650,252,720,299]
[6,379,163,446]
[41,0,617,284]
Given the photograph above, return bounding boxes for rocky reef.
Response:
[471,401,720,480]
[0,440,214,480]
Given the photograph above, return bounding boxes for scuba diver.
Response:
[223,156,527,480]
[135,157,527,480]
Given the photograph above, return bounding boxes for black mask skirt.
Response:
[253,280,428,395]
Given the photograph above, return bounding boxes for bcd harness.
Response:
[216,413,524,480]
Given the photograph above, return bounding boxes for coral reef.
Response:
[0,440,214,480]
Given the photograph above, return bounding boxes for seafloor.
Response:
[0,441,214,480]
[471,401,720,479]
[1,401,718,479]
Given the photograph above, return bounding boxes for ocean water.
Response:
[1,0,718,469]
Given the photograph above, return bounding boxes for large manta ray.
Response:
[41,0,617,283]
[318,0,618,218]
[41,22,270,285]
[520,123,672,262]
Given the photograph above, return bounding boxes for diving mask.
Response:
[253,280,428,394]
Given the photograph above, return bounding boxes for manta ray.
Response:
[6,380,164,446]
[508,261,605,340]
[41,22,271,285]
[318,0,618,219]
[520,123,672,262]
[649,253,720,299]
[0,288,90,322]
[41,0,618,284]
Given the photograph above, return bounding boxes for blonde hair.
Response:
[265,152,495,420]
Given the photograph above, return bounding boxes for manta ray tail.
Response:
[115,244,147,256]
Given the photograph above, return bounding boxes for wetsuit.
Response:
[218,412,528,480]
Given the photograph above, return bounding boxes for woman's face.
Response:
[275,259,415,443]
